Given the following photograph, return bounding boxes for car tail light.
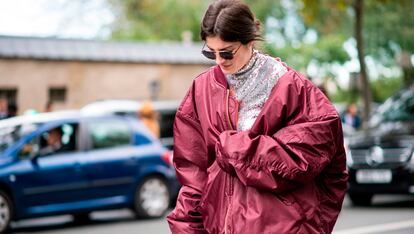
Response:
[161,150,174,166]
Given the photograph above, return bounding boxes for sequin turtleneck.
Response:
[226,51,287,131]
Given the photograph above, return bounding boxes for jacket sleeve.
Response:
[215,73,343,194]
[166,91,208,234]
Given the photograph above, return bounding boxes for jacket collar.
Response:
[213,65,228,88]
[211,58,291,89]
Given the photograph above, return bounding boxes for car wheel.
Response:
[349,193,373,206]
[0,191,12,234]
[134,176,170,218]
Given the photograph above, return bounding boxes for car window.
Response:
[0,123,37,153]
[0,126,21,153]
[369,88,414,126]
[18,123,78,159]
[88,119,131,149]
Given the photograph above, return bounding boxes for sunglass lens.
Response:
[219,51,234,60]
[202,50,216,60]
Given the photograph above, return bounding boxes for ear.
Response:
[247,41,255,50]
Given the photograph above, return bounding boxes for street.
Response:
[9,194,414,234]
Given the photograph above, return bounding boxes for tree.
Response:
[107,0,207,41]
[364,0,414,85]
[106,0,287,42]
[300,0,413,125]
[299,0,372,125]
[353,0,372,126]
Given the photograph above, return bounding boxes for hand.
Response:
[215,132,238,175]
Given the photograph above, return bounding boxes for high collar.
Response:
[212,54,291,88]
[230,50,259,79]
[213,65,228,88]
[212,50,258,88]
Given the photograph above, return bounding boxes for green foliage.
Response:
[370,76,403,103]
[106,0,410,99]
[299,0,352,36]
[330,88,359,104]
[107,0,287,42]
[244,0,285,23]
[330,76,403,104]
[364,0,414,59]
[108,0,208,41]
[313,35,349,64]
[263,34,348,72]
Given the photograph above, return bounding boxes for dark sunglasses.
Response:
[201,43,242,60]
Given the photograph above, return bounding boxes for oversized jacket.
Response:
[167,64,348,234]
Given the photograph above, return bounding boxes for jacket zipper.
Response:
[225,89,236,197]
[224,89,235,234]
[225,89,235,130]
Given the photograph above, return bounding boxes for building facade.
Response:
[0,36,212,114]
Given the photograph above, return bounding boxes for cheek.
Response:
[232,57,244,70]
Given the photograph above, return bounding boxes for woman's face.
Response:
[205,36,253,75]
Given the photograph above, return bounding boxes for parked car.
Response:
[81,99,180,149]
[0,110,179,233]
[346,86,414,206]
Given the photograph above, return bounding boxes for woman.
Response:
[167,0,348,233]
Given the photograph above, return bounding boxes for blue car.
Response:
[0,111,179,233]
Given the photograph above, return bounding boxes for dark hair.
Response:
[200,0,262,44]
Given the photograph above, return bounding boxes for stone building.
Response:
[0,35,212,114]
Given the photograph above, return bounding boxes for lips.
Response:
[221,64,232,69]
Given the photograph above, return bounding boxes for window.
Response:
[88,120,131,149]
[0,88,17,104]
[18,123,78,159]
[0,88,18,118]
[48,87,67,103]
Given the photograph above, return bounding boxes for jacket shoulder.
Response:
[275,69,339,120]
[176,67,216,121]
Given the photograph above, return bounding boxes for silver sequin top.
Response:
[226,51,287,131]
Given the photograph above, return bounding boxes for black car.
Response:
[346,86,414,206]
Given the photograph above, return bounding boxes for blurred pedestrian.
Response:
[45,101,53,112]
[341,103,361,129]
[167,0,348,233]
[0,98,8,119]
[138,100,160,138]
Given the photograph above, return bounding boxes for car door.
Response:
[12,121,89,216]
[81,117,140,202]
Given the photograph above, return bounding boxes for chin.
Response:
[220,65,235,75]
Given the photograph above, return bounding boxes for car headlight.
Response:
[344,138,354,167]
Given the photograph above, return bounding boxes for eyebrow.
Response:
[206,44,234,51]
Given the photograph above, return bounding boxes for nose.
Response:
[215,54,226,65]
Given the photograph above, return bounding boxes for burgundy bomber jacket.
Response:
[167,64,348,234]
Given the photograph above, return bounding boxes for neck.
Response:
[238,48,254,71]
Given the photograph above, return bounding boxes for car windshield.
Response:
[0,123,38,153]
[369,88,414,127]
